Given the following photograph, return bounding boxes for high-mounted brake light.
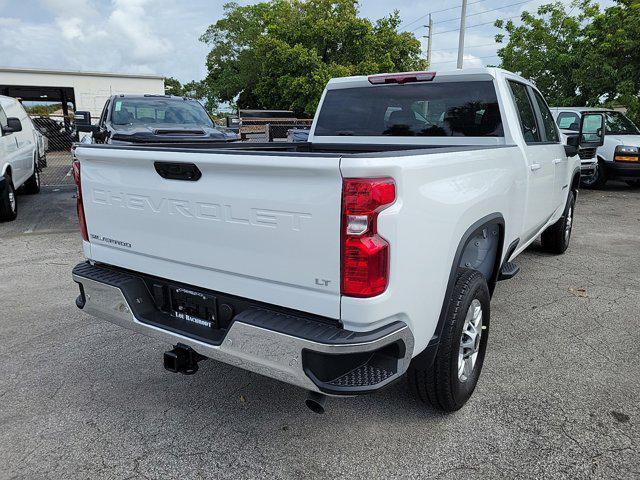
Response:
[368,71,436,85]
[72,160,89,242]
[341,178,396,298]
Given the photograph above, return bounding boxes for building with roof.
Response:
[0,67,165,123]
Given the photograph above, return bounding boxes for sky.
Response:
[0,0,616,83]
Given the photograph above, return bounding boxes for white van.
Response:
[0,95,41,221]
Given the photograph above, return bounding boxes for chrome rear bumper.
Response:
[72,263,414,395]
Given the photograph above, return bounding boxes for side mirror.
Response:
[564,134,579,157]
[2,117,23,134]
[74,111,99,133]
[579,113,605,148]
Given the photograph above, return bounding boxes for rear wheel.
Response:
[0,174,18,221]
[408,268,490,412]
[23,158,41,194]
[541,191,575,254]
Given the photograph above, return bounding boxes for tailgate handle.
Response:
[154,162,202,181]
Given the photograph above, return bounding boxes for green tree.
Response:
[164,77,184,96]
[24,103,63,115]
[495,1,599,107]
[576,0,640,122]
[199,0,426,117]
[164,77,214,112]
[495,1,640,123]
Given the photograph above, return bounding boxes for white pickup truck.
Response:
[71,68,604,413]
[552,107,640,188]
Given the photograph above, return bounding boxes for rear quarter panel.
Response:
[340,146,526,355]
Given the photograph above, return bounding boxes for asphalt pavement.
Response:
[0,184,638,479]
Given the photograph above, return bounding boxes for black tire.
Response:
[625,180,640,189]
[541,191,575,255]
[0,174,18,222]
[23,158,41,194]
[408,268,490,412]
[580,161,607,189]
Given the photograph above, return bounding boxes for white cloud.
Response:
[0,0,620,80]
[57,16,84,40]
[108,0,171,61]
[0,0,217,81]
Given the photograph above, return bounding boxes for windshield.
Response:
[111,98,214,127]
[604,111,639,135]
[314,81,503,137]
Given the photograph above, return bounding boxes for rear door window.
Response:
[531,90,559,142]
[314,81,503,137]
[508,81,541,143]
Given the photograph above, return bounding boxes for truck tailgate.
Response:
[76,146,342,318]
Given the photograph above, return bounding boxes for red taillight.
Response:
[341,178,395,297]
[72,160,89,241]
[368,71,436,85]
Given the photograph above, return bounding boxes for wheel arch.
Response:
[571,168,580,195]
[1,163,11,178]
[411,213,506,368]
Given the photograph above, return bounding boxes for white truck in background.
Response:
[552,107,640,188]
[71,68,604,413]
[0,95,41,221]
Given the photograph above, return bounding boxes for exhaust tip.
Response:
[305,391,327,414]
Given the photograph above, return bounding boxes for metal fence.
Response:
[240,121,313,143]
[29,114,76,187]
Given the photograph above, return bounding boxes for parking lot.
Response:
[0,183,638,479]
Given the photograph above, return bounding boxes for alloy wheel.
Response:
[458,299,483,382]
[564,204,573,243]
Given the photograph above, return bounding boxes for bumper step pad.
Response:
[328,363,393,388]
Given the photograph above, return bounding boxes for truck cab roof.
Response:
[325,68,535,90]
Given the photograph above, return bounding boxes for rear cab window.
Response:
[314,80,503,138]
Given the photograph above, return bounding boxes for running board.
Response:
[498,261,520,281]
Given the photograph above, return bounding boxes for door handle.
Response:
[154,161,202,181]
[530,163,541,171]
[553,158,563,165]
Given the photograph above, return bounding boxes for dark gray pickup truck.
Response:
[75,94,238,145]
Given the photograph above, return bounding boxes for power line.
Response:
[432,42,497,52]
[400,0,489,30]
[432,14,521,35]
[432,0,534,25]
[431,54,500,65]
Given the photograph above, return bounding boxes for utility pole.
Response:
[457,0,468,69]
[426,14,433,68]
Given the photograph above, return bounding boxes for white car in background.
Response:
[0,95,41,221]
[551,107,640,188]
